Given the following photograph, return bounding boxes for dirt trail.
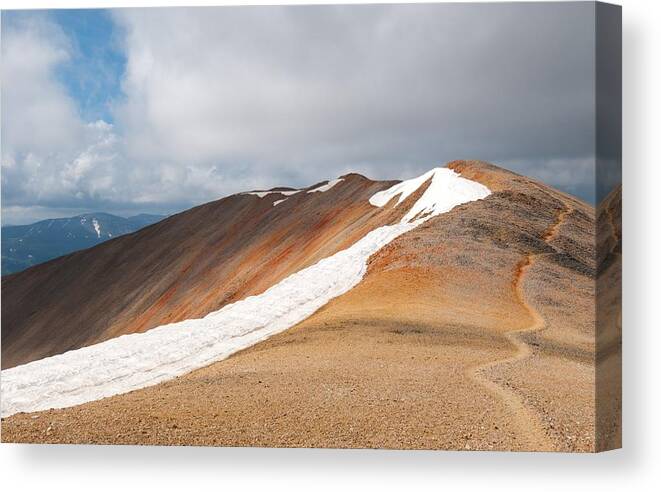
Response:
[605,205,620,255]
[467,203,572,451]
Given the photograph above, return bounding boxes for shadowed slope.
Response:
[2,174,404,368]
[595,184,622,451]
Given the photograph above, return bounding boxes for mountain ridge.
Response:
[1,172,401,368]
[1,212,165,276]
[3,161,616,451]
[2,161,618,452]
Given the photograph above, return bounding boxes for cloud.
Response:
[502,157,596,204]
[1,15,83,157]
[0,17,131,221]
[112,3,596,189]
[1,13,267,224]
[2,3,598,224]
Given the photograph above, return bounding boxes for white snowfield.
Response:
[271,178,345,207]
[245,177,343,200]
[92,218,101,238]
[1,168,490,417]
[307,178,344,193]
[243,189,300,198]
[369,168,486,223]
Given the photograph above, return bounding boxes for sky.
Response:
[2,3,603,225]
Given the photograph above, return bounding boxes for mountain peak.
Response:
[370,167,491,224]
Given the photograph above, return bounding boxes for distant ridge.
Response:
[1,212,165,275]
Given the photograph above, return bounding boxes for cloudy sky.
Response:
[2,3,599,225]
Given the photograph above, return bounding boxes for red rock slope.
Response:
[1,174,407,368]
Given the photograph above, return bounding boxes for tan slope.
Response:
[595,184,622,451]
[2,161,600,451]
[2,174,409,369]
[467,204,573,453]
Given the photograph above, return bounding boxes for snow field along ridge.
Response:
[307,178,344,193]
[244,177,343,199]
[243,190,300,198]
[1,168,490,417]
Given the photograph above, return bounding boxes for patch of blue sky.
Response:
[50,9,126,124]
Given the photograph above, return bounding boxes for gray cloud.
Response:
[2,3,598,224]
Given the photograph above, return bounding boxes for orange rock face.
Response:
[1,174,402,368]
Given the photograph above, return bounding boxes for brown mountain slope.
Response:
[2,174,410,369]
[2,161,607,451]
[595,184,622,451]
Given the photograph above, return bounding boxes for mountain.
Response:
[1,213,165,275]
[1,175,400,368]
[596,184,622,450]
[1,161,619,452]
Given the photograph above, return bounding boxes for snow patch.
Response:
[273,199,288,207]
[1,167,490,418]
[243,191,272,198]
[92,218,101,238]
[307,178,344,193]
[243,190,300,198]
[244,177,344,199]
[370,167,490,223]
[1,222,416,417]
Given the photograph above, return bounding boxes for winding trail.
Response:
[604,201,621,255]
[467,203,572,451]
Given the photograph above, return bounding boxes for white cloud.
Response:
[1,15,82,157]
[2,3,599,224]
[1,14,255,223]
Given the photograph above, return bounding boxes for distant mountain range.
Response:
[1,213,165,275]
